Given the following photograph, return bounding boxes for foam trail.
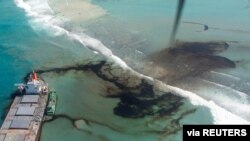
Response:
[14,0,249,124]
[210,71,241,81]
[14,0,154,83]
[164,84,249,124]
[204,71,250,94]
[14,0,127,68]
[201,79,248,99]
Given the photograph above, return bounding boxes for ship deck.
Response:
[0,94,48,141]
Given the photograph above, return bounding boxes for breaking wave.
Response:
[165,84,249,124]
[14,0,249,124]
[14,0,128,68]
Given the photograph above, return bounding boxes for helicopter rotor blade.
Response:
[170,0,186,45]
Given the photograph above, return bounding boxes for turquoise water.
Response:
[88,0,177,54]
[1,0,250,141]
[0,0,92,121]
[0,0,32,122]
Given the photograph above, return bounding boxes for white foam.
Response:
[210,71,241,81]
[14,0,128,68]
[201,79,248,100]
[14,0,249,124]
[165,84,249,124]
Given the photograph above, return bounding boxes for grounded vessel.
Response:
[0,71,56,141]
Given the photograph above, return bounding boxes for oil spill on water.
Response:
[22,60,191,138]
[20,40,235,139]
[145,41,236,83]
[183,21,250,34]
[23,61,185,119]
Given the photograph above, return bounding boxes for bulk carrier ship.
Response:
[0,71,56,141]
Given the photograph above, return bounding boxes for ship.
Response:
[0,71,56,141]
[46,90,57,115]
[16,71,48,95]
[17,71,57,116]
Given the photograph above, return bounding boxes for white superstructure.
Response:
[16,71,48,94]
[25,80,43,94]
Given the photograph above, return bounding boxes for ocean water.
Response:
[0,0,33,122]
[1,0,250,141]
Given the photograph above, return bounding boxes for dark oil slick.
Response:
[24,60,193,140]
[23,61,184,118]
[145,41,235,83]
